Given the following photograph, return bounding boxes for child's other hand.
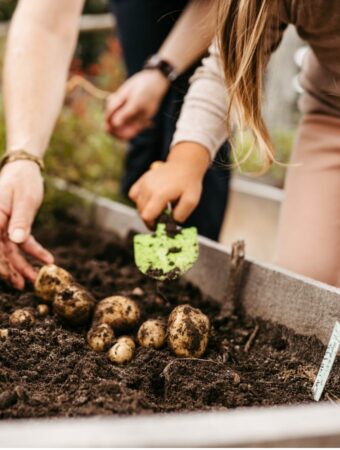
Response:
[128,143,210,228]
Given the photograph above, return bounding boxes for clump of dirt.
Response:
[0,218,339,419]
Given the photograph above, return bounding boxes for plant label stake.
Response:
[312,321,340,402]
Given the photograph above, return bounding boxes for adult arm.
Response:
[106,0,219,140]
[0,0,84,287]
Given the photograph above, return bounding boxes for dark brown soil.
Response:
[0,219,339,419]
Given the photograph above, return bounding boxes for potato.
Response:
[168,305,210,358]
[107,336,135,364]
[116,335,135,350]
[35,264,73,302]
[87,323,115,352]
[9,309,35,328]
[0,329,9,341]
[36,304,49,317]
[137,319,166,349]
[132,287,144,297]
[94,296,140,330]
[53,284,95,325]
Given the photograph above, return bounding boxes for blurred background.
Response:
[0,0,303,261]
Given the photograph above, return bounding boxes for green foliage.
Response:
[47,99,126,202]
[231,129,296,187]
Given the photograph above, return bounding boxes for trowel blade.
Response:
[134,223,199,281]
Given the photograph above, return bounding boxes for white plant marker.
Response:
[312,321,340,402]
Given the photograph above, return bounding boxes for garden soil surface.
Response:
[0,218,339,419]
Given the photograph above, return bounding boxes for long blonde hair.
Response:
[217,0,279,171]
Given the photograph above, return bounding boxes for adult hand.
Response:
[0,161,54,288]
[105,69,170,140]
[128,143,210,228]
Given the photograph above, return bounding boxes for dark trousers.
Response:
[110,0,231,240]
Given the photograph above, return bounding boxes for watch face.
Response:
[144,55,178,82]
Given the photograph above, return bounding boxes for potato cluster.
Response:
[34,265,94,325]
[9,263,211,366]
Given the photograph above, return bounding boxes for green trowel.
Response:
[134,203,199,281]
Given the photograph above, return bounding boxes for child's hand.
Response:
[129,143,210,227]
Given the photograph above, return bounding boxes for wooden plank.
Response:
[1,403,340,447]
[79,13,116,33]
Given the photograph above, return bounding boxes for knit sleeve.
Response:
[171,41,229,160]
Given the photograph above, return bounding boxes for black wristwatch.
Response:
[143,55,178,82]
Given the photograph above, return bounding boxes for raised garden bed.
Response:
[1,182,340,447]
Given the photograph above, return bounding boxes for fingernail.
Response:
[10,228,26,243]
[44,252,54,264]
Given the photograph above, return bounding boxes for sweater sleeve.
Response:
[171,41,228,161]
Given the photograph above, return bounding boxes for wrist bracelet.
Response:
[0,150,45,172]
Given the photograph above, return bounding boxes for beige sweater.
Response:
[172,0,340,160]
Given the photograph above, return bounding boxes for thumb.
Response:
[8,194,39,244]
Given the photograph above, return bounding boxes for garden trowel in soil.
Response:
[134,163,199,281]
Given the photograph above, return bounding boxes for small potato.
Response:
[168,305,210,358]
[0,329,9,341]
[137,319,166,349]
[35,264,73,302]
[132,287,144,297]
[87,323,115,352]
[9,309,35,328]
[53,284,95,325]
[107,336,135,364]
[36,304,49,317]
[94,296,140,330]
[116,335,135,350]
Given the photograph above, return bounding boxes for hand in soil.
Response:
[0,232,54,290]
[0,161,54,289]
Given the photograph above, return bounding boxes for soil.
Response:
[0,218,339,419]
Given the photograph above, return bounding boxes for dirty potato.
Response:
[87,323,115,352]
[9,309,36,328]
[53,284,95,325]
[137,319,166,349]
[94,296,140,330]
[35,264,73,302]
[107,336,135,364]
[0,329,9,341]
[168,305,210,358]
[36,304,49,317]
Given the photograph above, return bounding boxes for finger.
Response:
[6,241,36,282]
[8,192,39,244]
[105,92,127,123]
[0,186,12,231]
[0,248,25,290]
[141,195,169,224]
[112,119,150,141]
[8,268,25,290]
[111,101,140,128]
[128,179,143,202]
[21,235,54,265]
[173,190,201,223]
[0,209,8,231]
